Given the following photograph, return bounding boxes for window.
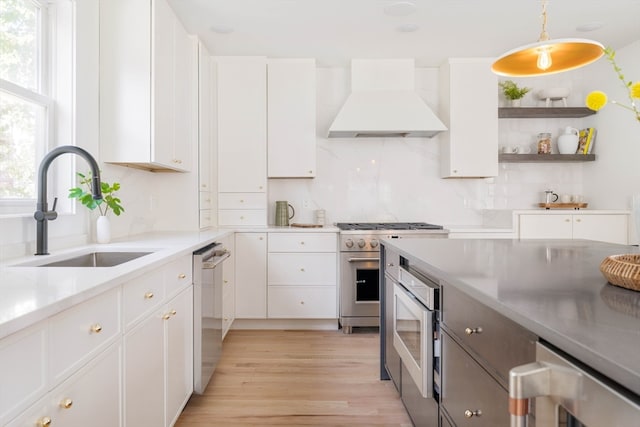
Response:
[0,0,50,210]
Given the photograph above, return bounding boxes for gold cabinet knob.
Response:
[61,398,73,409]
[565,218,571,222]
[162,313,172,320]
[144,292,154,299]
[308,170,313,174]
[300,301,305,305]
[464,327,482,335]
[178,273,186,279]
[224,280,229,284]
[240,216,245,220]
[171,309,177,316]
[300,267,305,272]
[90,324,103,334]
[259,236,263,240]
[300,241,305,245]
[38,416,52,427]
[575,218,582,222]
[224,317,229,321]
[464,409,482,418]
[239,199,244,203]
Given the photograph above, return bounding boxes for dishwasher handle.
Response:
[203,251,230,269]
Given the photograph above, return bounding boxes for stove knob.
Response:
[345,239,354,248]
[370,239,379,248]
[357,239,366,248]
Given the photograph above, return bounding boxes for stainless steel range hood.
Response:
[327,59,447,138]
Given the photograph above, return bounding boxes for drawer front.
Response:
[199,209,213,229]
[268,253,336,286]
[199,191,213,210]
[442,331,509,427]
[123,269,165,330]
[443,284,536,385]
[218,192,266,209]
[164,255,192,298]
[0,323,48,425]
[268,232,337,252]
[268,286,337,318]
[218,209,267,226]
[49,287,121,383]
[383,246,400,281]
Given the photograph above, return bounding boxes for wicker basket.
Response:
[599,254,640,292]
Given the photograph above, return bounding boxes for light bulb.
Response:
[537,47,552,70]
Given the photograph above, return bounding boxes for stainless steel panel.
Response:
[442,330,510,426]
[401,361,439,427]
[339,251,379,319]
[384,272,401,390]
[443,284,535,387]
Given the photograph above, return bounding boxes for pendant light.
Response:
[492,0,604,77]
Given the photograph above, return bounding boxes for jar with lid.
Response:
[537,132,552,154]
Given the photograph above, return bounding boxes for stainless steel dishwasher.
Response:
[193,242,230,394]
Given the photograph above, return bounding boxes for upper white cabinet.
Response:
[100,0,196,172]
[518,212,629,244]
[215,56,267,192]
[439,58,498,178]
[267,59,317,178]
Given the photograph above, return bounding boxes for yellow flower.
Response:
[586,91,608,111]
[631,82,640,99]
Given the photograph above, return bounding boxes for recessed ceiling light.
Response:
[576,21,605,32]
[209,24,234,34]
[384,1,417,17]
[396,23,419,33]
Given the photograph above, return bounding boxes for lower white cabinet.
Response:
[267,232,337,319]
[219,234,236,339]
[8,342,121,427]
[518,213,629,244]
[235,232,268,318]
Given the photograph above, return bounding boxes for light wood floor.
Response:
[175,329,413,427]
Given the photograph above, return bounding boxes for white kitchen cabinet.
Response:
[267,233,337,319]
[439,58,498,178]
[100,0,196,172]
[218,192,267,227]
[8,343,121,427]
[0,323,48,425]
[235,232,268,318]
[267,58,317,178]
[518,213,629,244]
[124,267,193,427]
[218,234,236,339]
[198,41,216,229]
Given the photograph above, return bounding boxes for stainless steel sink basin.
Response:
[37,251,152,267]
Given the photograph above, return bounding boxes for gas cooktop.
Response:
[335,222,443,231]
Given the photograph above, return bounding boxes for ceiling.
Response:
[167,0,640,68]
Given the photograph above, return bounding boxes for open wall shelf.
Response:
[499,154,596,162]
[498,107,597,119]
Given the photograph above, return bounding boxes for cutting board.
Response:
[290,223,323,228]
[538,203,588,210]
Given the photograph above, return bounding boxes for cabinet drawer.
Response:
[218,192,266,209]
[268,286,337,318]
[218,209,267,226]
[49,288,121,384]
[199,209,213,229]
[443,284,535,386]
[383,246,400,281]
[0,323,48,425]
[164,255,192,298]
[268,253,336,286]
[442,331,508,427]
[123,269,165,330]
[199,191,213,210]
[268,232,337,252]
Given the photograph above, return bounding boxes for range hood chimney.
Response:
[327,59,447,138]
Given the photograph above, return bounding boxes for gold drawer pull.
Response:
[464,327,482,335]
[171,309,177,316]
[300,301,305,305]
[224,280,229,284]
[300,267,305,272]
[38,417,52,427]
[90,324,103,334]
[300,241,305,245]
[178,273,186,279]
[144,292,154,299]
[464,409,482,418]
[162,313,172,320]
[61,398,73,409]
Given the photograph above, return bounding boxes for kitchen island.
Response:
[381,238,640,424]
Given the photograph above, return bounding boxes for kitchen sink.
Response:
[18,251,153,267]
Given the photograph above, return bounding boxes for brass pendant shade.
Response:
[491,1,604,77]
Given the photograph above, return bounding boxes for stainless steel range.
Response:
[336,222,448,333]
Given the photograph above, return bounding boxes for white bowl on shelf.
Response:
[535,88,570,107]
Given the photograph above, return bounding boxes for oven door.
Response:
[340,252,379,317]
[509,342,640,427]
[393,282,434,398]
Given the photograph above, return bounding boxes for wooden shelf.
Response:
[499,154,596,163]
[498,107,596,118]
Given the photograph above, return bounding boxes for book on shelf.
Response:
[577,128,596,154]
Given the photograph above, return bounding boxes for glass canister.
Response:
[537,132,552,154]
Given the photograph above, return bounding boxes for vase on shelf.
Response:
[510,99,522,107]
[96,215,111,244]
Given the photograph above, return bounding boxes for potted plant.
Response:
[69,172,124,243]
[499,80,531,107]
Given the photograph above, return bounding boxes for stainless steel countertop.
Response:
[381,238,640,397]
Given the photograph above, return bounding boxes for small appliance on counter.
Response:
[274,201,295,226]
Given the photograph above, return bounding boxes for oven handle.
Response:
[203,251,230,269]
[347,257,380,263]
